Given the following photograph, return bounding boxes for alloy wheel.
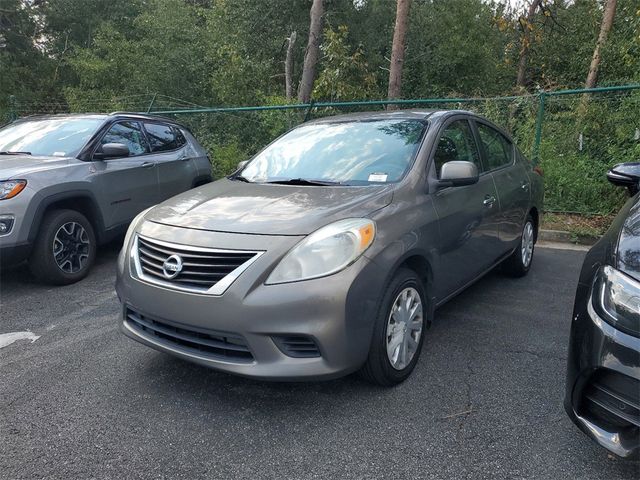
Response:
[521,221,534,268]
[52,222,91,273]
[385,287,424,370]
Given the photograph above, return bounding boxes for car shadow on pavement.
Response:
[0,236,123,290]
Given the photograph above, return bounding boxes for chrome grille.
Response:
[125,308,254,363]
[132,235,262,294]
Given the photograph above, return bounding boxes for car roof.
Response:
[306,109,476,124]
[11,112,188,129]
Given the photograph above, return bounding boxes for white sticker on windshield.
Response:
[52,151,66,157]
[368,173,388,182]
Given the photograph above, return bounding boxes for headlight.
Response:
[592,265,640,338]
[0,180,27,200]
[118,206,153,272]
[266,218,376,285]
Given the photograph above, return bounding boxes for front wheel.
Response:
[359,268,428,387]
[503,214,535,277]
[29,209,97,285]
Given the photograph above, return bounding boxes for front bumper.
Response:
[564,284,640,458]
[115,222,388,381]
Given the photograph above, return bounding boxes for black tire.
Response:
[28,209,97,285]
[359,268,428,387]
[502,214,535,277]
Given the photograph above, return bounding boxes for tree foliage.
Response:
[0,0,638,214]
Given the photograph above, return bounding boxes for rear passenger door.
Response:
[92,120,159,228]
[143,122,197,200]
[430,118,503,300]
[474,121,530,245]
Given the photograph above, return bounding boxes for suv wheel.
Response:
[360,268,428,387]
[503,214,535,277]
[29,209,97,285]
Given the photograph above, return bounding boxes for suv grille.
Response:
[580,370,640,429]
[133,235,261,294]
[125,308,254,363]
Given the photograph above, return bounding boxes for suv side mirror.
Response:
[607,162,640,196]
[95,143,130,160]
[438,161,479,188]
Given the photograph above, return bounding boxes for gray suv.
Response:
[115,110,543,386]
[0,113,211,284]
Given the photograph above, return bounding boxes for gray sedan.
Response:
[115,110,543,386]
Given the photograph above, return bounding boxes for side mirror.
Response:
[95,143,130,160]
[236,160,249,171]
[607,162,640,196]
[438,161,479,188]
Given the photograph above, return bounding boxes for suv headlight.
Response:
[592,265,640,338]
[266,218,375,285]
[0,180,27,200]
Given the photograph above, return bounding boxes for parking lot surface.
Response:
[1,244,639,479]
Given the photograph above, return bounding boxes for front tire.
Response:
[29,209,97,285]
[360,268,428,387]
[503,214,535,277]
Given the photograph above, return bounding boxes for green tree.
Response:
[313,25,377,101]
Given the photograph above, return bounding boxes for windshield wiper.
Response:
[0,151,32,155]
[231,174,252,183]
[265,178,343,186]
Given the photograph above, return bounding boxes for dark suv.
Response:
[0,113,211,284]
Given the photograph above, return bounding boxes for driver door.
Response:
[430,118,502,301]
[91,121,159,229]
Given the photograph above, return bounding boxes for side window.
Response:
[101,121,149,156]
[174,127,187,148]
[433,120,481,178]
[144,123,179,152]
[477,123,513,171]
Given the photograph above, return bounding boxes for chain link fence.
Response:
[3,85,639,215]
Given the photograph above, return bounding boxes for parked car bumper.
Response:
[564,283,640,458]
[115,222,388,381]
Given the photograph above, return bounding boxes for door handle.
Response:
[483,195,496,207]
[140,162,155,168]
[521,181,529,190]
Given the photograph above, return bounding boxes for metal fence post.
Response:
[8,95,17,121]
[532,90,545,164]
[146,93,158,113]
[303,99,315,122]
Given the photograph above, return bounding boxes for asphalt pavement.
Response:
[1,243,639,479]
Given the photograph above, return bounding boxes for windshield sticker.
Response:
[368,173,388,182]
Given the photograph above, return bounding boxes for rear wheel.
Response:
[503,214,535,277]
[29,209,97,285]
[360,268,428,387]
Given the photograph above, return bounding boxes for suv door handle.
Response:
[483,195,496,207]
[521,181,529,190]
[140,162,155,168]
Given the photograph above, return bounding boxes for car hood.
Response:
[0,154,76,178]
[616,195,640,281]
[146,178,394,235]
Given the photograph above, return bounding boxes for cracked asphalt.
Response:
[1,244,639,479]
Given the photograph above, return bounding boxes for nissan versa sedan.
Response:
[565,162,640,457]
[115,110,543,386]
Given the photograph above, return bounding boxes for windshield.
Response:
[240,119,427,185]
[0,118,104,157]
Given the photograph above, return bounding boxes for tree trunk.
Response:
[285,31,296,100]
[585,0,617,89]
[516,0,542,88]
[387,0,411,106]
[298,0,323,103]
